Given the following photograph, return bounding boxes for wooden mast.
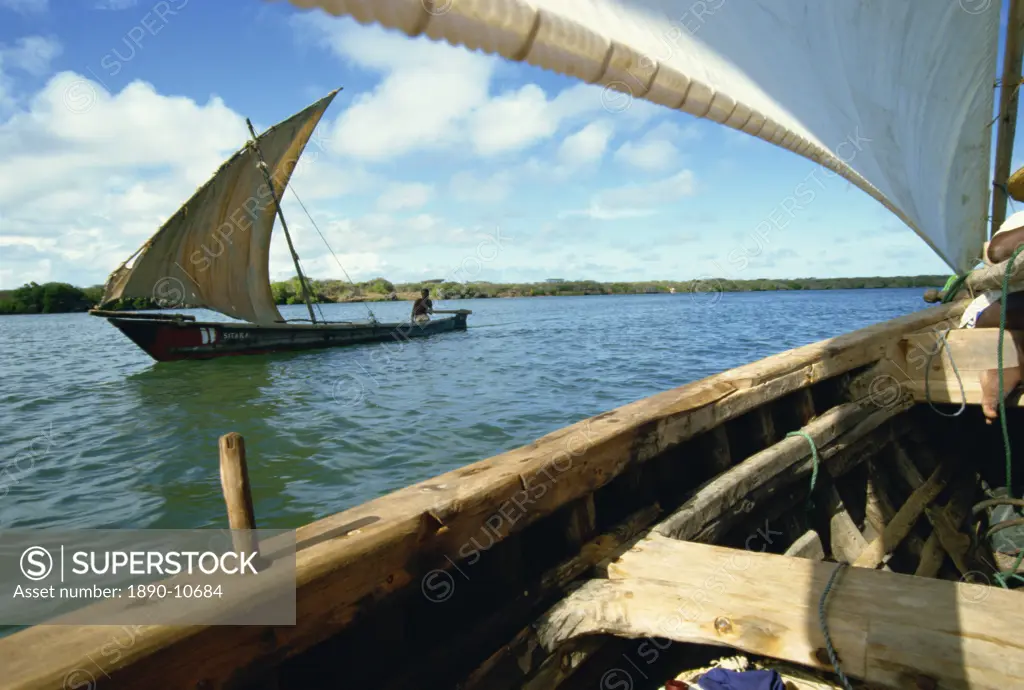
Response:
[991,0,1024,239]
[245,118,318,324]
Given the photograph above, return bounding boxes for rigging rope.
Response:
[287,185,379,324]
[818,562,853,690]
[941,273,971,303]
[925,248,1023,587]
[924,329,967,417]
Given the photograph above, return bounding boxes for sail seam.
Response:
[511,8,542,62]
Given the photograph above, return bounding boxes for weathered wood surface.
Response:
[853,326,1024,407]
[990,0,1024,237]
[825,485,870,564]
[382,504,661,690]
[853,463,949,569]
[905,330,1021,371]
[655,400,909,540]
[0,303,962,690]
[218,432,261,560]
[537,536,1024,689]
[783,530,825,560]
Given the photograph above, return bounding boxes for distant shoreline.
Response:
[0,276,948,315]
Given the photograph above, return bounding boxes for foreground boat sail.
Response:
[88,89,469,362]
[5,0,1024,688]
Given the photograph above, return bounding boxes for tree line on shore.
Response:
[0,274,949,314]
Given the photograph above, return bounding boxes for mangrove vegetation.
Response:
[0,275,949,314]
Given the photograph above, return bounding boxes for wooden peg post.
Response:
[218,432,263,565]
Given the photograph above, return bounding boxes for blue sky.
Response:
[0,0,1020,289]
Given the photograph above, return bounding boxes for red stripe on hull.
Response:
[102,315,469,362]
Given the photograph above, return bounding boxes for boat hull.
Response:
[101,312,469,362]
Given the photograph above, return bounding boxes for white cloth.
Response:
[959,291,1001,329]
[996,211,1024,237]
[961,212,1024,328]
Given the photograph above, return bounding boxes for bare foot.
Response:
[980,366,1022,422]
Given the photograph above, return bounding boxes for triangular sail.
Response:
[101,90,339,324]
[282,0,1000,273]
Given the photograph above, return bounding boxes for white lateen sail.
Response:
[277,0,1000,273]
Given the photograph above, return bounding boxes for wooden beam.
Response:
[927,256,1024,302]
[0,303,964,690]
[853,463,949,569]
[824,485,870,564]
[655,400,907,540]
[859,329,1024,406]
[537,536,1024,689]
[904,329,1020,371]
[991,0,1024,239]
[218,433,262,562]
[783,530,825,560]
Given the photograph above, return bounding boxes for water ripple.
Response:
[0,290,927,529]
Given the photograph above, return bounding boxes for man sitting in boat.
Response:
[412,289,433,324]
[959,210,1024,422]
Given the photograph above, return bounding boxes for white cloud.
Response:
[0,35,62,111]
[560,169,697,220]
[0,71,250,288]
[0,0,47,14]
[294,15,608,161]
[557,121,613,167]
[376,182,433,212]
[614,122,699,172]
[296,16,493,160]
[469,82,606,156]
[450,170,513,204]
[2,36,61,76]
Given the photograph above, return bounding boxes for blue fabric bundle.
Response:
[697,667,786,690]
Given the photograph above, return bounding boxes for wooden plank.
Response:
[706,424,732,474]
[793,387,816,426]
[564,495,598,549]
[538,536,1024,689]
[855,329,1024,406]
[0,303,964,690]
[903,330,1020,372]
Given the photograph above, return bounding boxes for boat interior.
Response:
[5,300,1023,689]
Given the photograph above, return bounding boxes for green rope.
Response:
[942,272,971,303]
[998,244,1023,498]
[787,430,819,511]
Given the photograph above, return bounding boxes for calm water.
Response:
[0,289,928,530]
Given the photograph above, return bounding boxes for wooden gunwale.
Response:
[0,302,965,690]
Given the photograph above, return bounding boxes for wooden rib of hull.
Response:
[9,301,1017,690]
[101,312,470,361]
